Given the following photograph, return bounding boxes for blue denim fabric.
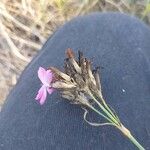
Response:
[0,12,150,150]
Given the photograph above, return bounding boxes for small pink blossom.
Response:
[35,67,54,105]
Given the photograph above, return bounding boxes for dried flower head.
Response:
[35,49,145,150]
[49,48,103,107]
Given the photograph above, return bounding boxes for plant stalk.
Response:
[118,125,145,150]
[87,89,120,125]
[88,89,145,150]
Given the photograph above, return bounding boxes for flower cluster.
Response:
[36,48,102,106]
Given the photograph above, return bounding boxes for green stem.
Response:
[103,100,120,122]
[97,92,120,123]
[88,90,119,125]
[88,105,115,125]
[118,125,145,150]
[129,134,145,150]
[88,89,145,149]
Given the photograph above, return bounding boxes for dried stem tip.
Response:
[66,48,81,74]
[66,48,74,58]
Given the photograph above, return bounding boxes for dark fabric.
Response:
[0,12,150,150]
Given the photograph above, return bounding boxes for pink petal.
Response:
[35,86,44,100]
[45,70,53,84]
[35,85,47,105]
[38,67,47,85]
[39,87,47,105]
[47,87,54,94]
[38,67,53,86]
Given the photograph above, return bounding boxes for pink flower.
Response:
[35,67,54,105]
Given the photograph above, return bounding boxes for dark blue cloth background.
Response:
[0,12,150,150]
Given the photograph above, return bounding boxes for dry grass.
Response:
[0,0,150,108]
